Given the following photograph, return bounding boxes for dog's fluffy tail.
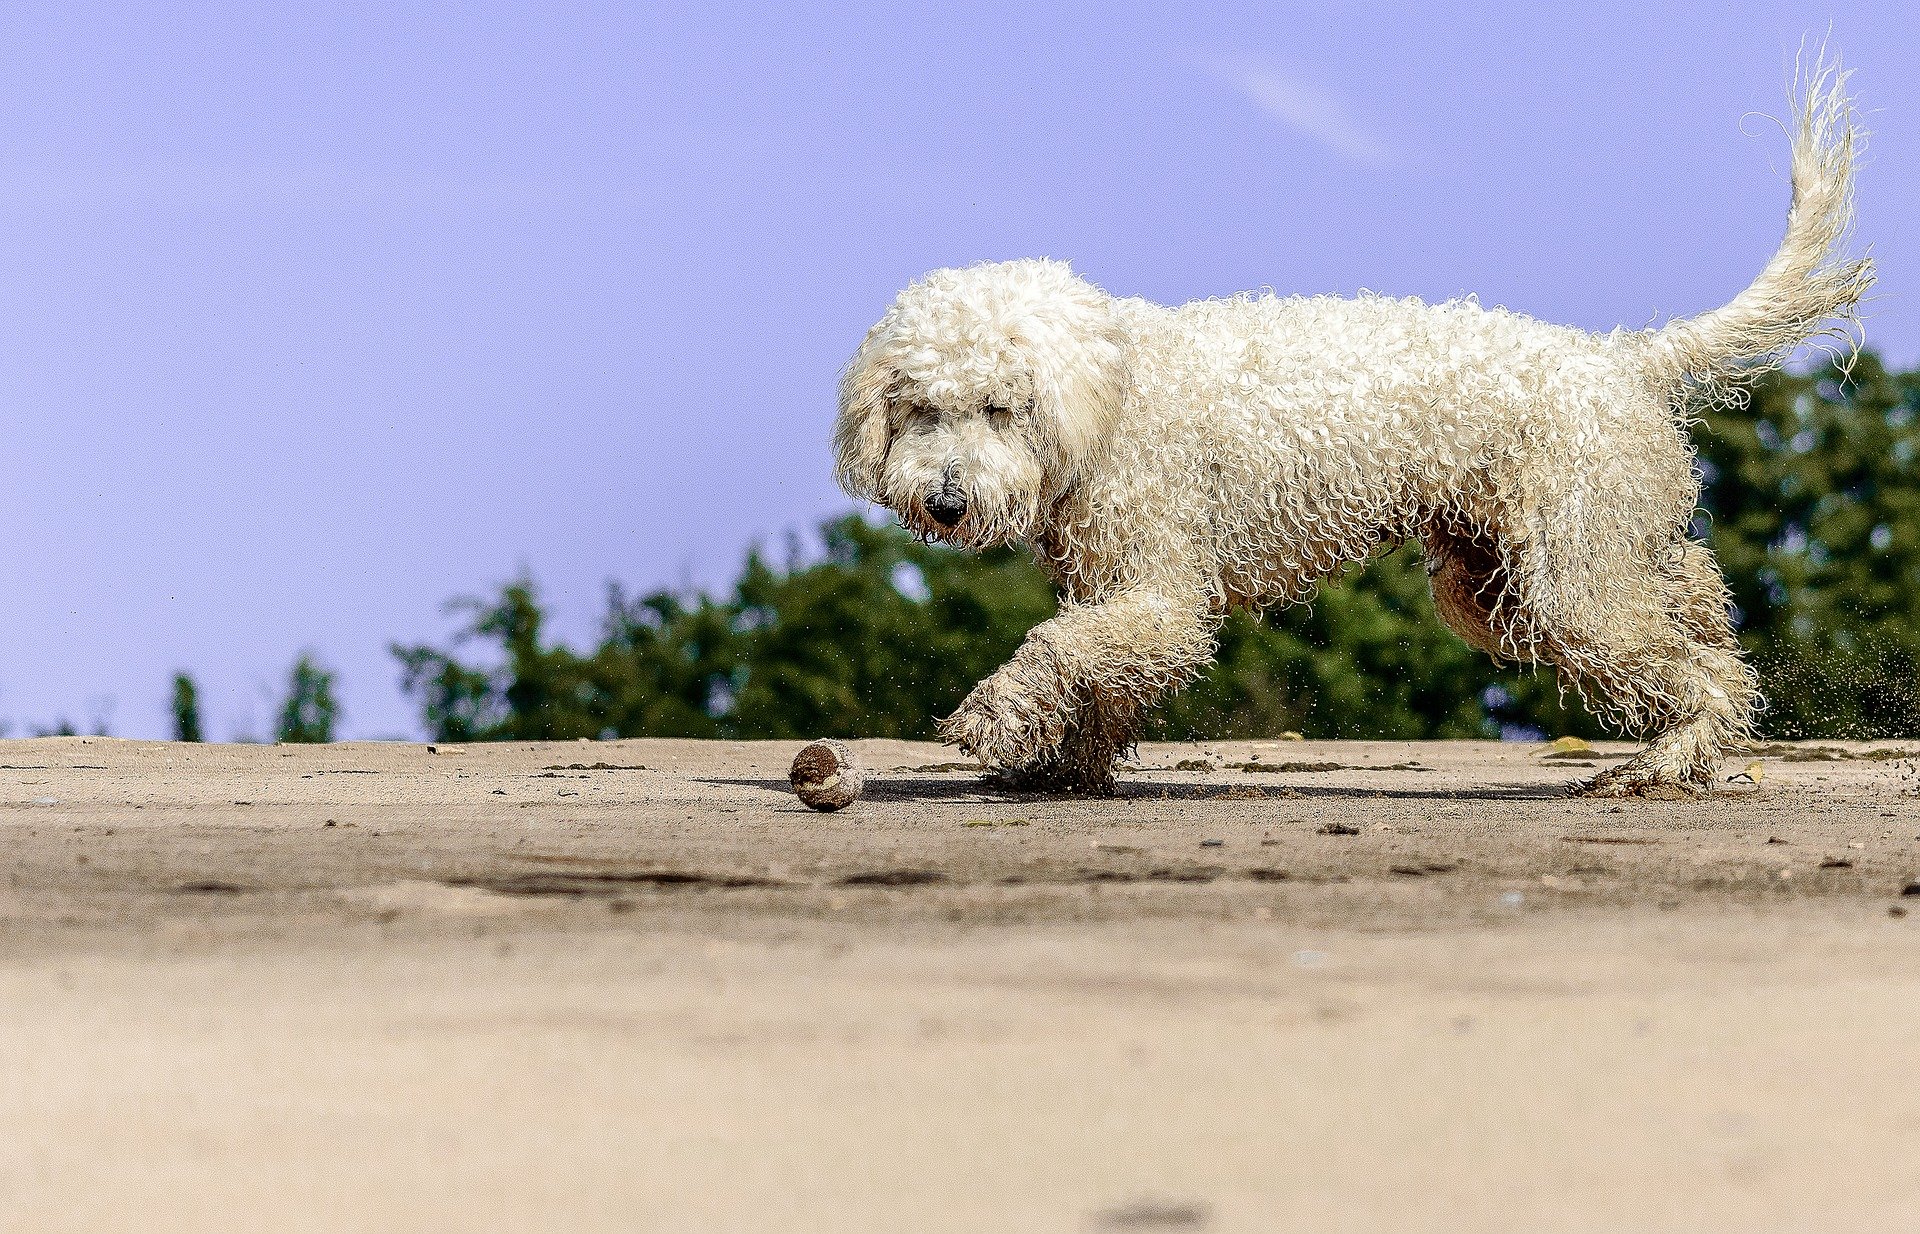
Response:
[1644,55,1873,390]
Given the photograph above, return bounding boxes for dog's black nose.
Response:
[926,492,967,527]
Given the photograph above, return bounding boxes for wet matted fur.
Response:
[833,62,1872,798]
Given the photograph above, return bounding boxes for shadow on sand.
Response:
[702,775,1571,805]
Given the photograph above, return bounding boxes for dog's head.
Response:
[834,258,1125,549]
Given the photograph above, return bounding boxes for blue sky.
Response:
[0,1,1913,739]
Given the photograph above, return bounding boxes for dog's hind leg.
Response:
[1427,514,1755,797]
[1492,528,1753,796]
[1573,540,1758,797]
[1427,414,1752,796]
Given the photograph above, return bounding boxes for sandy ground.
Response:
[2,735,1918,1232]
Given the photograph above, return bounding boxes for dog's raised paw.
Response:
[940,673,1070,770]
[936,706,991,760]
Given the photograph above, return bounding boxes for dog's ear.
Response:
[832,324,897,500]
[1035,313,1128,493]
[1048,325,1125,456]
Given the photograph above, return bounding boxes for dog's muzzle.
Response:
[925,490,968,527]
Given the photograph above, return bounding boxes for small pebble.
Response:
[1199,839,1224,848]
[1318,822,1360,836]
[1900,881,1920,898]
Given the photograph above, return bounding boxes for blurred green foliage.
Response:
[1694,351,1920,737]
[276,653,339,744]
[171,672,203,743]
[393,519,1055,742]
[394,354,1920,743]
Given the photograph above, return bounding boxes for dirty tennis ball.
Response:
[789,739,864,811]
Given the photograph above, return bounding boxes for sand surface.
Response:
[3,735,1918,1232]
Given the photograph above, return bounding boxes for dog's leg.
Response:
[1520,541,1751,798]
[940,589,1216,793]
[1578,541,1757,798]
[991,692,1143,796]
[1429,522,1755,798]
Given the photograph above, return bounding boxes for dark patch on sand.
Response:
[457,870,785,897]
[837,869,949,887]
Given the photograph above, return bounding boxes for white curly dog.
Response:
[833,63,1871,798]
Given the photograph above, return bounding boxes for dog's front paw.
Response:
[1578,758,1706,801]
[938,671,1068,771]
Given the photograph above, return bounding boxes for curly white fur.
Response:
[834,61,1872,798]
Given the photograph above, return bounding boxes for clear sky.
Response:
[0,1,1913,739]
